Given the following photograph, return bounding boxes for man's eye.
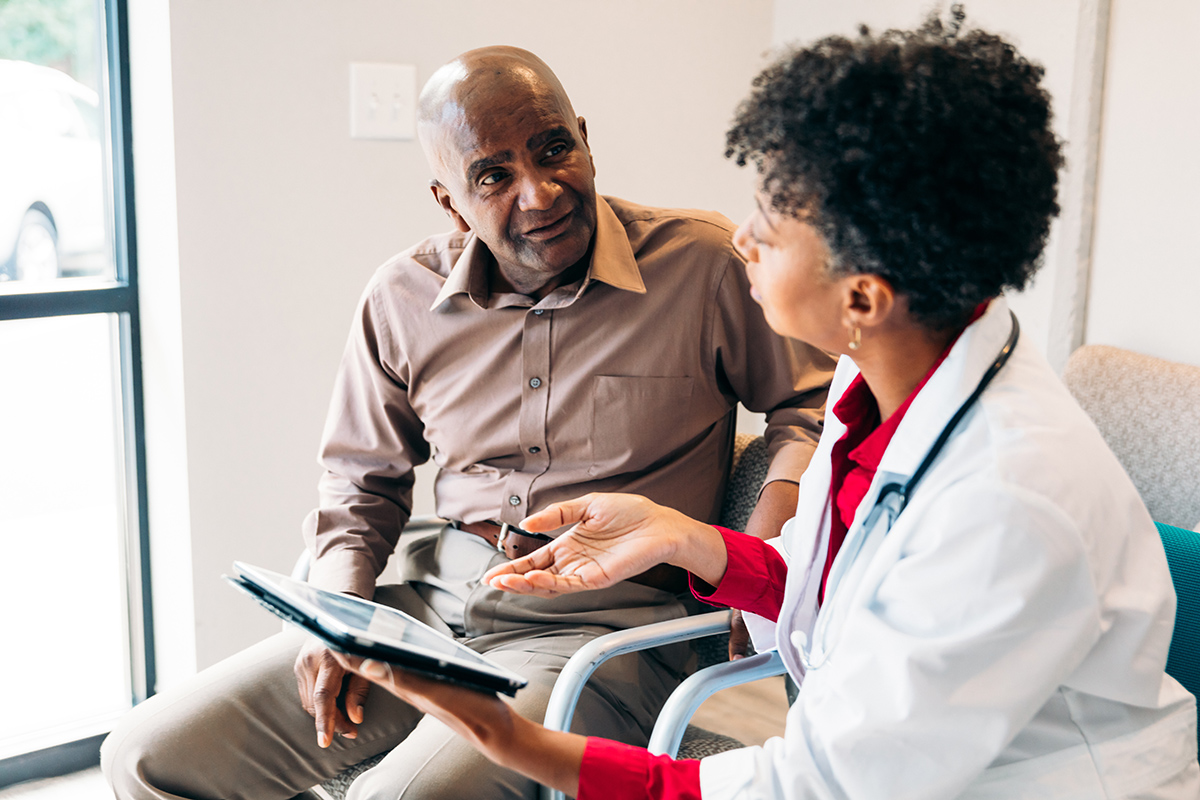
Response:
[544,142,568,158]
[480,171,507,186]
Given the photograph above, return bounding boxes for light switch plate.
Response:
[350,62,417,140]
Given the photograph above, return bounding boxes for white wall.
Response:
[1085,0,1200,367]
[133,0,775,676]
[136,0,1200,681]
[773,0,1200,370]
[772,0,1086,362]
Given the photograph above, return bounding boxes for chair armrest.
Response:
[289,515,449,581]
[540,610,732,800]
[648,649,786,757]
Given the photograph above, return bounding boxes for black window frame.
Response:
[0,0,154,785]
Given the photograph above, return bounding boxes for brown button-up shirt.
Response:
[304,196,835,599]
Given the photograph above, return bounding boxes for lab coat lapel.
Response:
[772,357,859,677]
[876,297,1017,480]
[774,299,1018,681]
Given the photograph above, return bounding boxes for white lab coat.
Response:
[702,298,1200,799]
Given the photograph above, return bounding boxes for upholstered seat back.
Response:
[1064,345,1200,531]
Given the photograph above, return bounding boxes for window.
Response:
[0,0,151,784]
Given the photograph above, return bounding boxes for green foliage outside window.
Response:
[0,0,99,90]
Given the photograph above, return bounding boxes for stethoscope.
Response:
[798,311,1020,671]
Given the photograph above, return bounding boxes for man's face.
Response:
[429,83,598,285]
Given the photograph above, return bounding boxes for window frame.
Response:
[0,0,155,784]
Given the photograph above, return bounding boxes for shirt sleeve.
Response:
[301,276,430,599]
[578,737,701,800]
[707,248,836,489]
[690,526,787,622]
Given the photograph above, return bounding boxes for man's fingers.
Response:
[311,661,343,748]
[728,610,752,661]
[344,672,372,726]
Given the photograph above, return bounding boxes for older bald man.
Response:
[101,47,832,800]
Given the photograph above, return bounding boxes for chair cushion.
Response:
[1158,521,1200,705]
[719,434,770,533]
[318,752,385,800]
[1064,345,1200,529]
[676,724,745,759]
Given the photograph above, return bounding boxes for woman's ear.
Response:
[845,273,896,330]
[429,181,472,234]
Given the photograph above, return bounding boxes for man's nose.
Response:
[517,172,563,212]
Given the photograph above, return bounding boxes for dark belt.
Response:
[456,520,554,560]
[455,520,688,594]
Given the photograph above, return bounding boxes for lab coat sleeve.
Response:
[699,479,1103,800]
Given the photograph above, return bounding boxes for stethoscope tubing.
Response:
[800,311,1021,671]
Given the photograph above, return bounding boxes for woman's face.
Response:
[733,194,848,353]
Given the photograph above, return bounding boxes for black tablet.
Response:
[224,561,527,697]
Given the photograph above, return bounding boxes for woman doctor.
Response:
[333,10,1200,799]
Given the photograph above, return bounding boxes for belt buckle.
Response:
[495,522,510,554]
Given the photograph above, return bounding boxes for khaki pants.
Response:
[102,528,694,800]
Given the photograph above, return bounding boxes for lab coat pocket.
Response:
[589,375,693,477]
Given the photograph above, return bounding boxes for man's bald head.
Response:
[417,45,576,146]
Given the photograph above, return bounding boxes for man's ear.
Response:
[429,181,471,233]
[578,116,596,177]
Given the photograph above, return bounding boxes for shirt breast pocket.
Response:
[589,375,694,477]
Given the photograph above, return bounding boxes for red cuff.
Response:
[689,526,786,622]
[577,737,701,800]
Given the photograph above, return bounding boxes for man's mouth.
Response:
[520,210,574,242]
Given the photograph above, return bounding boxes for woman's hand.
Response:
[331,652,586,795]
[484,492,728,596]
[330,652,514,754]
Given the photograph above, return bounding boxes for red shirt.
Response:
[576,305,987,800]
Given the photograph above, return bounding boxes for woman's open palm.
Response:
[484,493,691,597]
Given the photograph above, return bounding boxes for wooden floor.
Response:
[0,680,789,799]
[691,675,789,747]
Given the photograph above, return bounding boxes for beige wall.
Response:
[134,0,1200,684]
[774,0,1200,370]
[773,0,1087,363]
[132,0,775,679]
[1085,0,1200,367]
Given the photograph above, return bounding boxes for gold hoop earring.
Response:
[848,326,861,351]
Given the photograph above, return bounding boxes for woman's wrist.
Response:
[499,712,587,796]
[665,512,730,587]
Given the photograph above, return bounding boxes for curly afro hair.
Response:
[726,6,1064,330]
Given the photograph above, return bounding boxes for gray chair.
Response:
[1063,344,1200,530]
[306,432,779,800]
[538,433,788,800]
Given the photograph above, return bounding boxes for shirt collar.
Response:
[875,296,1014,477]
[834,300,992,472]
[429,195,646,312]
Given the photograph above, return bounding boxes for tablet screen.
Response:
[230,562,526,693]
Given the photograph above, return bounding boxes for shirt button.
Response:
[508,496,521,506]
[533,309,544,315]
[529,377,542,389]
[528,446,541,454]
